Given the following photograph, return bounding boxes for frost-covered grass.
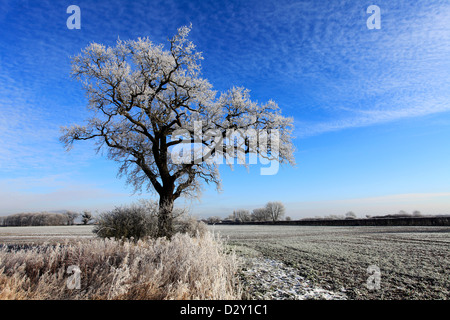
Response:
[210,225,450,300]
[0,232,241,300]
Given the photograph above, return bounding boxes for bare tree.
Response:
[251,208,270,222]
[345,211,356,219]
[81,210,93,225]
[412,210,422,217]
[61,25,295,238]
[265,201,285,222]
[233,209,251,222]
[206,216,222,224]
[65,211,79,225]
[397,210,410,217]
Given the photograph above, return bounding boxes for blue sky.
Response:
[1,0,450,218]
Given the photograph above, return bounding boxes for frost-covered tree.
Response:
[345,211,356,219]
[265,201,285,222]
[61,25,295,238]
[251,207,270,222]
[206,216,222,224]
[65,211,79,225]
[233,209,251,222]
[412,210,422,217]
[81,210,93,225]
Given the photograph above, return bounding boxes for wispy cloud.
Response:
[295,95,450,137]
[181,0,450,137]
[285,1,450,137]
[0,0,191,173]
[1,0,450,215]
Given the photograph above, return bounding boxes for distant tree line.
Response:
[204,209,450,226]
[206,201,289,224]
[309,210,424,221]
[272,215,450,227]
[0,211,94,227]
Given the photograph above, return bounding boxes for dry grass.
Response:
[0,232,242,300]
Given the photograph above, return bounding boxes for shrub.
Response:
[174,216,208,238]
[93,202,157,241]
[93,200,207,240]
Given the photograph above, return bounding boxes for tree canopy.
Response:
[61,25,295,237]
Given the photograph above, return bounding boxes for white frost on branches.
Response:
[61,24,295,202]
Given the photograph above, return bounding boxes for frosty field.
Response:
[0,224,448,300]
[209,225,450,300]
[0,225,94,244]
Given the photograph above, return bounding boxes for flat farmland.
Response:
[210,225,450,300]
[0,225,95,245]
[0,224,448,299]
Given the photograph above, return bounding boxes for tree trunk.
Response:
[157,194,175,238]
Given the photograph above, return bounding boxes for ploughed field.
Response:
[0,225,94,245]
[210,225,450,300]
[0,224,448,299]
